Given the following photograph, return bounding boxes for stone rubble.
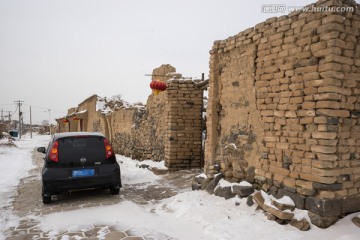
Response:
[194,173,312,231]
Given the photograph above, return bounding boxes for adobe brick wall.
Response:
[165,79,203,169]
[205,0,360,222]
[111,64,204,169]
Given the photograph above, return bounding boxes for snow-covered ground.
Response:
[0,134,51,239]
[0,134,359,240]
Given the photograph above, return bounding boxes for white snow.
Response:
[239,180,253,187]
[75,109,87,114]
[275,195,295,206]
[218,179,238,188]
[225,143,237,149]
[196,173,207,178]
[96,96,107,112]
[136,159,168,170]
[261,190,278,210]
[117,155,160,184]
[0,134,51,239]
[1,134,360,240]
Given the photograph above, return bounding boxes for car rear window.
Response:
[57,137,106,164]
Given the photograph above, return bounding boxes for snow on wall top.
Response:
[96,96,144,114]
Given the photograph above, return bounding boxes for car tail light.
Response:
[49,141,59,162]
[104,138,114,159]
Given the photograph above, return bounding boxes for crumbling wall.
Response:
[206,0,360,225]
[112,64,203,168]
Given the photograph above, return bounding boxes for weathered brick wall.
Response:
[111,65,171,161]
[111,64,204,169]
[206,0,360,221]
[165,79,203,169]
[111,96,167,161]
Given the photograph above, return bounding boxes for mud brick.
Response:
[324,55,354,65]
[322,14,345,24]
[319,71,345,79]
[318,63,342,72]
[313,93,342,101]
[317,23,345,33]
[311,145,337,154]
[312,168,342,177]
[312,47,341,57]
[320,31,339,41]
[303,72,319,81]
[300,173,337,184]
[316,101,341,109]
[312,132,337,140]
[310,41,327,52]
[312,160,334,169]
[319,191,336,199]
[269,165,289,176]
[344,72,360,81]
[316,153,338,161]
[296,180,313,189]
[327,39,346,48]
[302,102,315,109]
[316,109,350,118]
[303,19,322,31]
[304,87,318,95]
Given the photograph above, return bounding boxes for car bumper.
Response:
[42,164,122,195]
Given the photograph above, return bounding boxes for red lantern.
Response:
[150,80,167,95]
[62,119,69,124]
[73,116,80,121]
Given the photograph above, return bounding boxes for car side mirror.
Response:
[37,147,46,154]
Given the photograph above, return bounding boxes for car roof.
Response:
[53,132,105,141]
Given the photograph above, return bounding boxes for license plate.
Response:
[72,169,95,178]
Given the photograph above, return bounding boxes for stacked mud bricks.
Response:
[111,64,203,170]
[206,0,360,227]
[165,79,203,170]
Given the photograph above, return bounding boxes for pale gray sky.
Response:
[0,0,331,124]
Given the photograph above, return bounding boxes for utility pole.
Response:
[44,109,51,135]
[0,109,3,122]
[30,106,32,139]
[6,111,11,121]
[14,100,24,138]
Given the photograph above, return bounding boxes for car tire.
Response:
[43,195,51,204]
[110,188,120,195]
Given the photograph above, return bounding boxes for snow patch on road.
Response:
[117,155,161,185]
[33,200,202,240]
[0,134,50,240]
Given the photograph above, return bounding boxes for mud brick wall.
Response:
[165,79,203,170]
[112,65,172,161]
[205,0,360,220]
[112,64,204,169]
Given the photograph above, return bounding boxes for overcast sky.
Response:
[0,0,336,124]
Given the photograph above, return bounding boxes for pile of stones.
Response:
[193,173,311,231]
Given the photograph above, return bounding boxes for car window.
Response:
[57,137,106,163]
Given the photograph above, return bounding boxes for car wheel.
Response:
[42,185,51,204]
[110,188,120,195]
[43,195,51,204]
